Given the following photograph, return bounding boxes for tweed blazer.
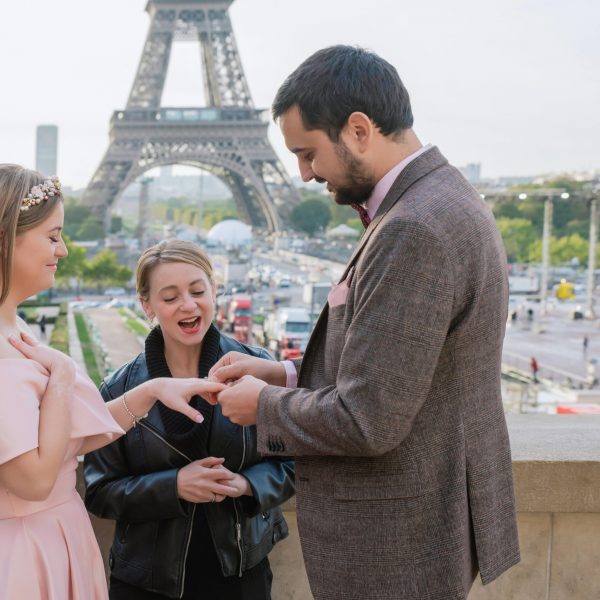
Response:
[258,146,520,600]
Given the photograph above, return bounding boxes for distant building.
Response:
[35,125,58,176]
[458,163,481,183]
[497,175,536,186]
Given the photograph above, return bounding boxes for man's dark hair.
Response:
[272,45,413,141]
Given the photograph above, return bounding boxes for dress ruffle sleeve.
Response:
[0,359,123,465]
[0,359,45,464]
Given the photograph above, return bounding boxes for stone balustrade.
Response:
[80,414,600,600]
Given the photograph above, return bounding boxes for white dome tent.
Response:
[206,219,253,248]
[326,224,360,239]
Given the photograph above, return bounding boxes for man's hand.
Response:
[216,375,267,425]
[209,351,286,386]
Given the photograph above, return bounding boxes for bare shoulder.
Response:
[0,318,40,359]
[0,335,24,359]
[17,316,37,339]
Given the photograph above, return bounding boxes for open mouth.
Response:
[178,316,201,334]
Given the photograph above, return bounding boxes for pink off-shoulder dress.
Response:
[0,358,124,600]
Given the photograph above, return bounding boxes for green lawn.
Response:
[118,308,150,337]
[74,311,103,386]
[48,304,69,354]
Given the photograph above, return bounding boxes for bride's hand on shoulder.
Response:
[8,331,76,379]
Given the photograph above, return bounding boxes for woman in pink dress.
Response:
[0,164,227,599]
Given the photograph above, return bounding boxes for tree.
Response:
[56,236,87,282]
[63,198,94,240]
[528,234,589,266]
[496,218,537,263]
[110,215,123,233]
[290,199,331,236]
[298,189,356,228]
[77,216,105,241]
[83,250,132,289]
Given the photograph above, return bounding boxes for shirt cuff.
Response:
[281,360,298,389]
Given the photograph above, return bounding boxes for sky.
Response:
[0,0,598,189]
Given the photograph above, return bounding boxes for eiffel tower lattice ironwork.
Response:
[82,0,301,233]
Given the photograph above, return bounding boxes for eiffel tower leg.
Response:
[82,144,139,231]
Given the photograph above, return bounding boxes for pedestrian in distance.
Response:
[0,164,227,600]
[38,313,47,338]
[531,357,539,383]
[207,46,520,600]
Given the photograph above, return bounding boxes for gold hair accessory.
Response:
[20,176,62,212]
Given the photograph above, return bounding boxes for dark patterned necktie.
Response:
[351,203,371,228]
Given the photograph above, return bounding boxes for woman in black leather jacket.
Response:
[84,240,295,600]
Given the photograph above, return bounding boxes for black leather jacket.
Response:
[84,334,295,598]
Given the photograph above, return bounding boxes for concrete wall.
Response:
[81,415,600,599]
[469,415,600,600]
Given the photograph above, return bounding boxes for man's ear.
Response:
[344,112,374,152]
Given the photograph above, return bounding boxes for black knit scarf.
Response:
[144,323,221,460]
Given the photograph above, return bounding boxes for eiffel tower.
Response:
[82,0,300,233]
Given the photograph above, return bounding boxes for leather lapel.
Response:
[337,146,448,284]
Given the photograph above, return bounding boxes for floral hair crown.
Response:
[20,176,62,212]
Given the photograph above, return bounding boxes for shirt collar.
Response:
[366,143,433,220]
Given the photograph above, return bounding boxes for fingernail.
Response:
[7,335,15,343]
[195,414,204,423]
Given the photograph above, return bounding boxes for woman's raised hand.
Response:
[151,378,227,423]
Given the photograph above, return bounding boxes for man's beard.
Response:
[329,140,375,206]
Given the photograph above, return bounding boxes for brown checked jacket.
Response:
[258,146,520,600]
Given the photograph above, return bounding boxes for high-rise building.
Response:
[35,125,58,176]
[458,162,481,183]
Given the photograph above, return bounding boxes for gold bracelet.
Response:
[121,392,149,428]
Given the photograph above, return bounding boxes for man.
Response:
[209,46,520,599]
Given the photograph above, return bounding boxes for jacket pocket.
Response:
[333,472,421,500]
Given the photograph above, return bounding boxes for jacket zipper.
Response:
[179,504,196,598]
[139,420,193,462]
[138,421,194,598]
[233,426,247,577]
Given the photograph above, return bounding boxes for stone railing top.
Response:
[507,414,600,462]
[507,414,600,512]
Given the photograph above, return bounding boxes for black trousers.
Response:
[109,558,272,600]
[109,509,272,600]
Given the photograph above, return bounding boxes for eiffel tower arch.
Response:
[82,0,301,233]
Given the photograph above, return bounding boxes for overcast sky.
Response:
[0,0,598,188]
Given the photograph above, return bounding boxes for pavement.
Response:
[503,300,600,383]
[80,308,143,376]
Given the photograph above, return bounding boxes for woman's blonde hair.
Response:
[0,164,64,305]
[136,239,214,301]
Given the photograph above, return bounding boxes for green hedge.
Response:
[74,311,102,386]
[48,305,69,354]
